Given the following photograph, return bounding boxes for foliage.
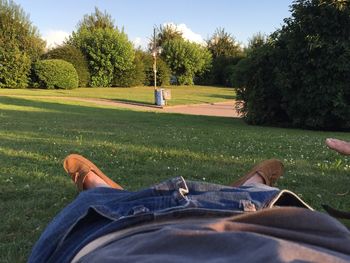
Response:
[77,6,115,31]
[43,45,90,87]
[233,43,288,125]
[162,39,212,85]
[150,24,183,49]
[207,28,242,58]
[204,28,244,86]
[208,56,244,86]
[0,0,45,62]
[0,0,45,88]
[0,42,31,88]
[245,32,268,53]
[234,0,350,130]
[141,51,171,86]
[69,8,135,87]
[113,50,146,87]
[33,59,79,89]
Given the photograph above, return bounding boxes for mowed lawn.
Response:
[0,85,235,106]
[0,95,349,262]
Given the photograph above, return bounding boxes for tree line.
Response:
[1,0,349,130]
[0,2,244,89]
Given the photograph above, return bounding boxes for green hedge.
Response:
[33,59,79,89]
[233,0,350,131]
[43,45,90,87]
[0,43,31,88]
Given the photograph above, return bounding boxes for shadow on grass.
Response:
[109,98,155,106]
[1,95,350,261]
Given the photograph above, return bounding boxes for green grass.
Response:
[0,85,235,106]
[0,95,349,262]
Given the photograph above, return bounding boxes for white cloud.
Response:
[132,37,148,50]
[42,30,70,49]
[163,22,205,45]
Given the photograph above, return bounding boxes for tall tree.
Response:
[0,0,45,88]
[205,28,243,86]
[69,8,135,87]
[150,24,183,50]
[207,28,242,58]
[76,7,115,31]
[246,32,267,52]
[162,38,212,85]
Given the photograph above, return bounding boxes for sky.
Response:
[15,0,294,49]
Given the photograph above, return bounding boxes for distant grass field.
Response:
[0,95,349,262]
[0,85,235,106]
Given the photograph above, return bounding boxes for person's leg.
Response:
[82,171,111,189]
[325,138,350,155]
[230,159,284,187]
[242,173,264,185]
[63,154,124,191]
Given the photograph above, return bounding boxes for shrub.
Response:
[0,0,45,88]
[33,59,78,89]
[69,8,135,87]
[0,43,31,88]
[234,0,350,130]
[162,39,212,85]
[43,45,90,87]
[233,44,288,125]
[113,51,146,87]
[142,52,170,86]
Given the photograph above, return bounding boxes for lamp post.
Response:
[152,28,162,90]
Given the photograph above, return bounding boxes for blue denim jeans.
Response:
[28,177,280,263]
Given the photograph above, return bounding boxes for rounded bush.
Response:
[43,45,90,87]
[33,59,79,89]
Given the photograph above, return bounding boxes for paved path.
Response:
[6,95,241,118]
[163,100,240,117]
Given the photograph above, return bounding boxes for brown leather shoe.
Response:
[231,159,284,187]
[63,154,122,191]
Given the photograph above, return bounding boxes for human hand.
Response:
[325,138,350,155]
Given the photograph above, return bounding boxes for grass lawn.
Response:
[0,95,349,262]
[0,85,235,106]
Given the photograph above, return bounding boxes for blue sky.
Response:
[16,0,294,49]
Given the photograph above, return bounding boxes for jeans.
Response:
[28,177,280,263]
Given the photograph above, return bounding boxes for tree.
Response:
[245,32,267,53]
[234,0,350,130]
[43,45,90,87]
[113,50,146,87]
[205,28,244,86]
[69,8,135,87]
[162,39,212,85]
[77,7,114,31]
[140,51,171,86]
[0,42,31,88]
[0,0,45,88]
[150,24,183,50]
[207,28,242,58]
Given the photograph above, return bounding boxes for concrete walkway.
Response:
[6,95,241,118]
